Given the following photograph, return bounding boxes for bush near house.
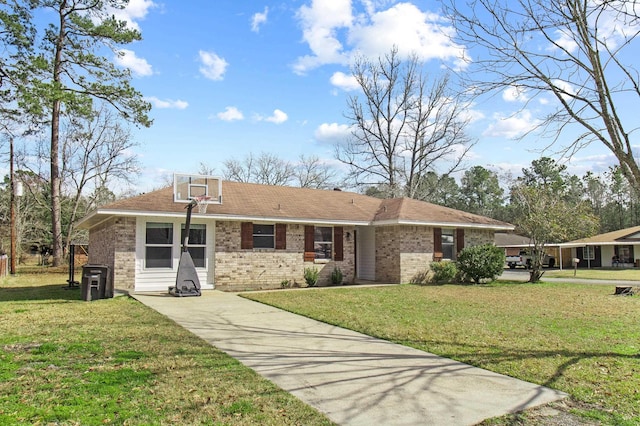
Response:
[456,244,506,284]
[429,261,458,284]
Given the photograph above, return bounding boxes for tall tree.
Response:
[458,166,504,217]
[444,0,640,194]
[337,47,474,198]
[19,0,152,266]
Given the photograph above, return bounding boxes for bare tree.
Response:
[443,0,640,193]
[60,105,140,251]
[292,155,338,189]
[223,152,294,186]
[336,47,474,198]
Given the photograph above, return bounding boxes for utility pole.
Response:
[10,135,16,274]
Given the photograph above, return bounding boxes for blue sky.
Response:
[105,0,626,192]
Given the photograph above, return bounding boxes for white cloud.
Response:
[199,50,228,81]
[551,79,576,101]
[483,110,541,139]
[315,122,351,143]
[146,96,188,109]
[548,29,579,54]
[114,49,153,77]
[293,0,353,74]
[502,86,529,103]
[264,109,288,124]
[251,7,269,32]
[107,0,156,31]
[349,3,466,66]
[293,1,467,74]
[217,106,244,121]
[330,71,360,91]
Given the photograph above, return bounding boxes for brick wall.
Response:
[88,217,136,292]
[374,225,495,284]
[214,221,355,291]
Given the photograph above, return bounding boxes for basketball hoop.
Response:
[192,196,211,214]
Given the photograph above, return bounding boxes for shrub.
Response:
[280,279,291,289]
[330,266,343,285]
[429,261,458,284]
[456,244,506,284]
[303,267,319,287]
[410,270,430,285]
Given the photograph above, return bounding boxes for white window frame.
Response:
[314,226,333,261]
[583,245,595,260]
[253,224,275,249]
[442,229,454,260]
[181,223,207,268]
[145,222,174,269]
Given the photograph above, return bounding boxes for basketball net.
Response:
[193,196,211,213]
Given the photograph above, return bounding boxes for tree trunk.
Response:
[50,98,63,267]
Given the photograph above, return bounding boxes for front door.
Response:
[356,226,375,281]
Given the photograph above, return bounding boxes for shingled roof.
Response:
[78,180,513,230]
[563,225,640,246]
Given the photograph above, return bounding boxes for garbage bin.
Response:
[635,259,640,268]
[81,264,112,301]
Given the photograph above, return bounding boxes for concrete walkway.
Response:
[132,290,566,426]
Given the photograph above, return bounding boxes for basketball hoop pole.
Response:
[182,199,197,252]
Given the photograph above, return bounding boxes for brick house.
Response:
[77,177,513,293]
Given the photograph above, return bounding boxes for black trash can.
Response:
[81,264,112,301]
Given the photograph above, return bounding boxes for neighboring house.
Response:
[77,175,514,292]
[558,226,640,268]
[494,233,532,257]
[494,233,563,267]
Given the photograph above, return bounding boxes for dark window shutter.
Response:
[241,222,253,249]
[456,228,465,254]
[304,225,315,261]
[334,226,344,261]
[276,223,287,250]
[434,227,442,253]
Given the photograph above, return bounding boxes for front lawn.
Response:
[544,268,640,281]
[0,273,333,425]
[244,282,640,425]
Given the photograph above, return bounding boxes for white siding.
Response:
[357,226,376,281]
[134,217,215,292]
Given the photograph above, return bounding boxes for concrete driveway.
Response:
[132,290,566,426]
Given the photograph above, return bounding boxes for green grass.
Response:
[243,282,640,425]
[544,268,640,281]
[0,273,334,426]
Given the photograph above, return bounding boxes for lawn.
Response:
[0,273,334,426]
[243,282,640,425]
[544,268,640,281]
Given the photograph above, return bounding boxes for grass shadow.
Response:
[0,284,83,302]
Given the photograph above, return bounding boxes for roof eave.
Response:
[372,219,514,231]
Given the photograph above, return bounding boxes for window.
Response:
[145,222,173,268]
[314,226,333,260]
[181,223,206,268]
[615,245,634,263]
[253,224,275,249]
[442,229,454,260]
[583,246,595,260]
